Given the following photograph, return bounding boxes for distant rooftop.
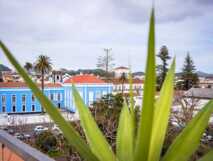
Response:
[0,64,11,72]
[64,74,106,84]
[0,82,62,88]
[185,88,213,99]
[109,78,144,84]
[114,66,129,70]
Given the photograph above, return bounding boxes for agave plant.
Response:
[0,8,213,161]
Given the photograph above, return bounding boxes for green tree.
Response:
[181,53,199,90]
[35,55,52,113]
[157,45,171,90]
[24,62,33,73]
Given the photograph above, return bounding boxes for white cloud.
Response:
[0,0,212,73]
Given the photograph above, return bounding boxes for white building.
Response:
[111,78,144,95]
[198,77,213,88]
[113,66,130,78]
[49,70,72,83]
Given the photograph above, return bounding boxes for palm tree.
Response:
[119,72,127,96]
[24,62,33,73]
[34,55,52,113]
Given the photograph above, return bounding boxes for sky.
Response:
[0,0,213,73]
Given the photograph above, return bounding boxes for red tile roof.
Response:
[0,82,62,88]
[64,74,106,84]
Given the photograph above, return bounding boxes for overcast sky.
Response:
[0,0,213,72]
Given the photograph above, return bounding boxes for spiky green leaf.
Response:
[197,150,213,161]
[148,59,175,161]
[162,100,213,161]
[128,71,134,114]
[116,102,134,161]
[128,71,136,140]
[72,85,116,161]
[134,8,156,161]
[0,41,99,161]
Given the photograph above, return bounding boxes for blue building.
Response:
[63,74,113,112]
[0,74,113,113]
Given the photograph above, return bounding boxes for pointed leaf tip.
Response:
[116,102,134,161]
[134,7,156,161]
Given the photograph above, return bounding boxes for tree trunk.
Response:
[161,60,167,88]
[41,69,44,113]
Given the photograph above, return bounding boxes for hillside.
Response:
[0,64,11,72]
[176,71,213,78]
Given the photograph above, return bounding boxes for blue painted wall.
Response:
[0,84,113,114]
[63,84,113,113]
[0,88,64,113]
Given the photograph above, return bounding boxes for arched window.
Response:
[32,105,35,112]
[2,106,6,113]
[22,105,26,112]
[12,95,16,104]
[57,93,61,101]
[50,93,54,100]
[22,95,26,103]
[12,105,16,112]
[32,95,35,102]
[2,96,6,104]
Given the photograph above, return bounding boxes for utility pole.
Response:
[104,48,112,74]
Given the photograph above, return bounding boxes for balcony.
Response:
[0,130,54,161]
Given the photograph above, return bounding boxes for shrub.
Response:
[35,131,58,153]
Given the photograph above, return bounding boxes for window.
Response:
[12,95,16,104]
[2,106,5,113]
[57,93,61,101]
[22,95,26,103]
[2,96,6,104]
[118,86,121,91]
[22,105,26,112]
[1,96,6,112]
[113,86,116,91]
[60,93,63,101]
[32,95,35,102]
[50,93,54,100]
[32,105,35,112]
[12,106,16,112]
[89,91,94,106]
[54,93,57,101]
[102,91,107,96]
[96,91,102,100]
